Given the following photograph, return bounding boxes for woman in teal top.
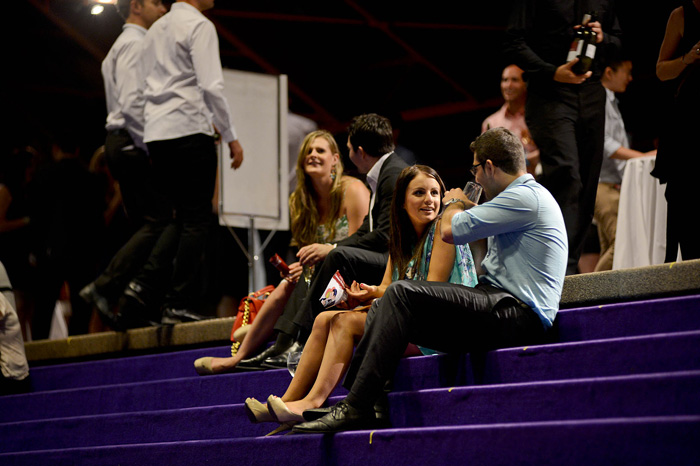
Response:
[245,165,477,430]
[392,219,477,355]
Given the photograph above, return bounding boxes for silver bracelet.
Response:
[444,198,468,210]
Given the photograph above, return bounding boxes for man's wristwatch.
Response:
[444,198,468,210]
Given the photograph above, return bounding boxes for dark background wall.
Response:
[3,0,678,189]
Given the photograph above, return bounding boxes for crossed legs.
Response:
[278,310,367,414]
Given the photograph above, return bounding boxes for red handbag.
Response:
[230,285,275,355]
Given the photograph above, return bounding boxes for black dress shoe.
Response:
[303,396,391,426]
[93,293,157,331]
[124,281,150,307]
[79,283,112,315]
[161,307,210,325]
[292,400,377,434]
[236,344,287,370]
[261,341,303,369]
[302,406,332,422]
[95,302,124,331]
[372,394,391,428]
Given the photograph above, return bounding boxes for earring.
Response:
[330,165,337,182]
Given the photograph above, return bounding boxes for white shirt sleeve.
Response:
[190,21,237,143]
[116,39,147,150]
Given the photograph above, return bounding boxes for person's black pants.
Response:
[665,182,700,262]
[344,280,547,409]
[274,246,387,342]
[95,130,171,299]
[134,134,217,310]
[526,81,605,274]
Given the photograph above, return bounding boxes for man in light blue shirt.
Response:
[594,56,656,271]
[293,127,567,434]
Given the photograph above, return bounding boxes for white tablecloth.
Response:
[613,155,674,270]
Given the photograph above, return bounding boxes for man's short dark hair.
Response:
[348,113,395,158]
[603,45,631,72]
[116,0,139,20]
[470,127,525,175]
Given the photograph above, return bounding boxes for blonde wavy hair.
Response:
[289,130,345,247]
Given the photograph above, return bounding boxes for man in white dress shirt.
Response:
[80,0,170,330]
[129,0,244,323]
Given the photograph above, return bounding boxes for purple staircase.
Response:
[1,294,699,465]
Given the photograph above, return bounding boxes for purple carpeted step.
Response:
[0,367,320,423]
[556,294,700,342]
[0,404,271,454]
[389,370,700,428]
[28,346,234,392]
[25,294,700,393]
[479,329,700,385]
[5,330,700,423]
[27,295,700,392]
[1,416,698,466]
[391,329,700,390]
[2,371,697,454]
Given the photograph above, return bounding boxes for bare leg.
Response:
[278,310,348,402]
[284,311,367,414]
[209,280,295,373]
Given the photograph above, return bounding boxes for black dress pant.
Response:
[134,134,217,310]
[94,130,171,299]
[526,81,606,274]
[274,246,388,342]
[665,183,700,261]
[343,281,547,409]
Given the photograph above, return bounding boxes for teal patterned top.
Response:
[392,222,477,287]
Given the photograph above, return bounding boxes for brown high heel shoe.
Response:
[244,397,275,423]
[267,395,305,423]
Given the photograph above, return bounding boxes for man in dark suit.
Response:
[238,113,409,369]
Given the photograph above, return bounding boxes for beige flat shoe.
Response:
[194,357,214,375]
[267,395,305,423]
[194,356,238,376]
[245,397,275,423]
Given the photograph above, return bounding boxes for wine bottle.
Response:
[566,12,598,75]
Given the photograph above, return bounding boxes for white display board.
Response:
[218,69,289,231]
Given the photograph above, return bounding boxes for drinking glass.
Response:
[464,181,483,203]
[302,265,315,285]
[287,346,304,377]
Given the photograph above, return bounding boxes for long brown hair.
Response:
[289,130,345,247]
[389,165,446,280]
